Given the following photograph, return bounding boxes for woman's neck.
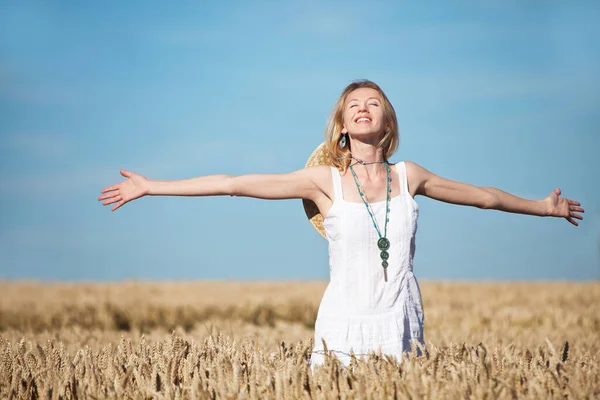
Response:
[348,139,386,179]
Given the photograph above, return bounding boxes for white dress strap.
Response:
[399,162,409,195]
[330,166,344,200]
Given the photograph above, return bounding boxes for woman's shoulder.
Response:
[400,160,425,173]
[301,164,334,182]
[391,160,426,182]
[304,164,334,174]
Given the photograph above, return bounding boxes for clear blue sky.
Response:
[1,1,599,281]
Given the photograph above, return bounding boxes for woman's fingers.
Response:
[98,170,136,211]
[98,191,118,201]
[101,185,118,193]
[565,199,584,227]
[566,217,579,226]
[112,200,125,212]
[101,182,125,193]
[102,195,121,206]
[101,170,134,193]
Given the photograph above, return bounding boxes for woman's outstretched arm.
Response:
[405,161,585,226]
[98,166,330,212]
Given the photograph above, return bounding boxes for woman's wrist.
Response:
[536,199,550,217]
[146,179,161,196]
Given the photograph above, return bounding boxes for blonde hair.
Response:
[324,80,399,172]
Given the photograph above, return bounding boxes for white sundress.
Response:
[310,161,425,367]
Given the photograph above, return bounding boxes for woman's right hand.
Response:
[98,169,150,211]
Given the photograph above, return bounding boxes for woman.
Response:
[98,80,584,367]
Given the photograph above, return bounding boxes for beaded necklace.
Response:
[349,161,391,282]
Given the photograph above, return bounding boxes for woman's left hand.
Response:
[543,188,584,226]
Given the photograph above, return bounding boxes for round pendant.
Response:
[377,237,390,251]
[380,250,389,260]
[382,261,389,268]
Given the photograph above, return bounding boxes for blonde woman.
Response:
[98,80,584,367]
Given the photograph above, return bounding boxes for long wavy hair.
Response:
[324,80,399,172]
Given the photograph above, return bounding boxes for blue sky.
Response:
[1,1,599,281]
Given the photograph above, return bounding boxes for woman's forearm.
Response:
[147,174,232,196]
[482,187,549,216]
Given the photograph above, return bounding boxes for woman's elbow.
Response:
[222,175,238,196]
[226,175,261,197]
[478,188,499,210]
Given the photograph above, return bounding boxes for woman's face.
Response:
[341,87,386,138]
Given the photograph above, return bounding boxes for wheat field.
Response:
[0,281,598,399]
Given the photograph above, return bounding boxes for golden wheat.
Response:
[1,281,598,399]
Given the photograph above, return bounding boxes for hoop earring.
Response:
[339,133,347,149]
